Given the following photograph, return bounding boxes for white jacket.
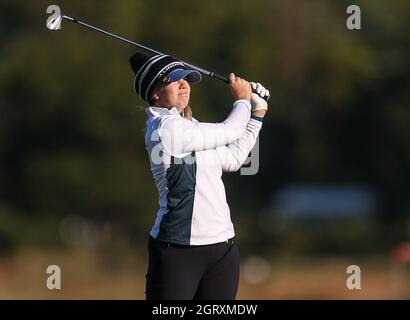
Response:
[145,99,262,245]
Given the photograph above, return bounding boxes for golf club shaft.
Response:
[62,15,229,83]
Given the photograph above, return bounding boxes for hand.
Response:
[228,73,252,101]
[250,82,269,112]
[251,82,270,101]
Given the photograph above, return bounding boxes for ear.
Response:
[151,92,159,101]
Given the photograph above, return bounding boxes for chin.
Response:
[177,102,189,110]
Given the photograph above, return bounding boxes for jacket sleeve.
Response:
[157,99,251,155]
[215,117,263,172]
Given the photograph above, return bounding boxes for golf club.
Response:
[47,12,270,101]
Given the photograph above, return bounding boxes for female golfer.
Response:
[130,52,269,300]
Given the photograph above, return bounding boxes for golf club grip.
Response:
[212,73,270,101]
[211,73,229,83]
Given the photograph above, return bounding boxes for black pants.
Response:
[145,236,240,300]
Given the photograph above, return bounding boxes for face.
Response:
[152,78,191,112]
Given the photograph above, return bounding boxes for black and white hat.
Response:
[129,53,202,102]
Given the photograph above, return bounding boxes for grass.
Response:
[0,247,408,299]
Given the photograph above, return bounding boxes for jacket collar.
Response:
[145,106,182,118]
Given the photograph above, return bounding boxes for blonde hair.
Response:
[182,105,193,120]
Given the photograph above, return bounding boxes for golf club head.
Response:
[47,14,63,30]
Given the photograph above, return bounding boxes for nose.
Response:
[178,78,189,88]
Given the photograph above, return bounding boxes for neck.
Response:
[153,103,185,114]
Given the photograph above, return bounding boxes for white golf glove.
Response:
[250,82,269,111]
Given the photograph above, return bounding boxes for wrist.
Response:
[251,110,266,117]
[235,95,251,102]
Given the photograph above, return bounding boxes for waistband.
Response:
[149,235,235,248]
